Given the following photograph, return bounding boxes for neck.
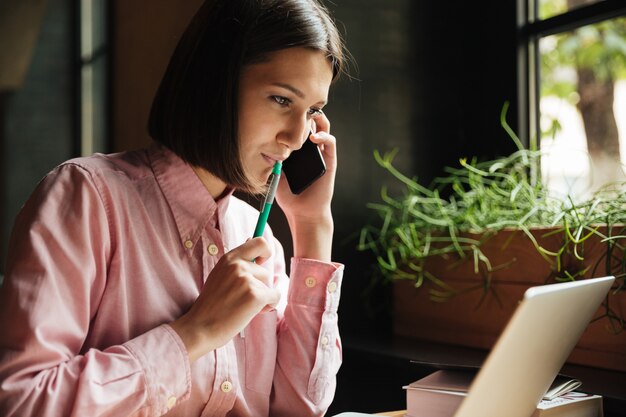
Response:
[192,166,228,199]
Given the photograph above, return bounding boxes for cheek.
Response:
[238,100,276,140]
[237,104,257,142]
[237,135,257,167]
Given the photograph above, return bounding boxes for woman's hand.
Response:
[275,113,336,262]
[170,238,280,362]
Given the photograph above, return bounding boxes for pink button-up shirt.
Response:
[0,145,344,417]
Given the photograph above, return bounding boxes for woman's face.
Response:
[237,47,333,192]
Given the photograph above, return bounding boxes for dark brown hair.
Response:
[148,0,347,192]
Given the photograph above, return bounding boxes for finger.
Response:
[309,130,336,147]
[309,131,337,162]
[313,112,331,133]
[251,239,275,266]
[262,288,281,310]
[249,264,274,287]
[233,237,272,263]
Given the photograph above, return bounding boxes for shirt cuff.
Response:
[289,257,344,312]
[124,324,191,414]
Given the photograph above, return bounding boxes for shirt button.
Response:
[184,240,193,249]
[207,243,219,255]
[305,277,317,288]
[166,395,177,409]
[221,380,233,393]
[321,336,329,346]
[327,281,338,293]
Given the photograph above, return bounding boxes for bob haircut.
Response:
[148,0,347,193]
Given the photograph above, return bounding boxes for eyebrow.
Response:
[271,82,327,106]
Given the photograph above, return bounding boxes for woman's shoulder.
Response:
[60,149,152,178]
[32,149,155,203]
[39,149,156,195]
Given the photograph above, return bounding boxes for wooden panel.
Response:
[112,0,203,152]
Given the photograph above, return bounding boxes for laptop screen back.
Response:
[453,276,614,417]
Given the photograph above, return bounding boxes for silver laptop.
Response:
[332,276,614,417]
[454,276,614,417]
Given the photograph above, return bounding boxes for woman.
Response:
[0,1,349,416]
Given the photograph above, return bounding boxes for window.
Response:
[80,0,109,156]
[520,0,626,200]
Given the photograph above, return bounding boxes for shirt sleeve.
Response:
[270,254,344,417]
[0,164,191,417]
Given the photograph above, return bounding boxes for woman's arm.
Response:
[270,250,344,417]
[275,113,337,263]
[0,164,190,417]
[271,113,345,416]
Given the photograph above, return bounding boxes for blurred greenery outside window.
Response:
[539,0,606,19]
[528,0,626,200]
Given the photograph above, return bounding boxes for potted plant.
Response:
[358,103,626,371]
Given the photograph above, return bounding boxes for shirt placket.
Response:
[201,229,224,283]
[199,332,239,416]
[198,222,240,416]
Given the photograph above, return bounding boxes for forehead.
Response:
[241,47,334,101]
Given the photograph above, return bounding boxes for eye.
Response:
[308,107,324,117]
[271,95,291,106]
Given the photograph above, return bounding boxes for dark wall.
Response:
[325,0,418,340]
[323,0,519,339]
[412,1,520,182]
[325,1,518,414]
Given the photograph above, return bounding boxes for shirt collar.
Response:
[149,144,234,249]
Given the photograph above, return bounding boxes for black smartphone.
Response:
[282,132,327,194]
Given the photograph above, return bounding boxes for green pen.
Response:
[243,161,282,338]
[253,161,282,238]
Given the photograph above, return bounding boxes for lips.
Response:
[262,153,289,166]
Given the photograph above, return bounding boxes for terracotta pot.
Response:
[392,227,626,372]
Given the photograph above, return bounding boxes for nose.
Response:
[277,115,310,151]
